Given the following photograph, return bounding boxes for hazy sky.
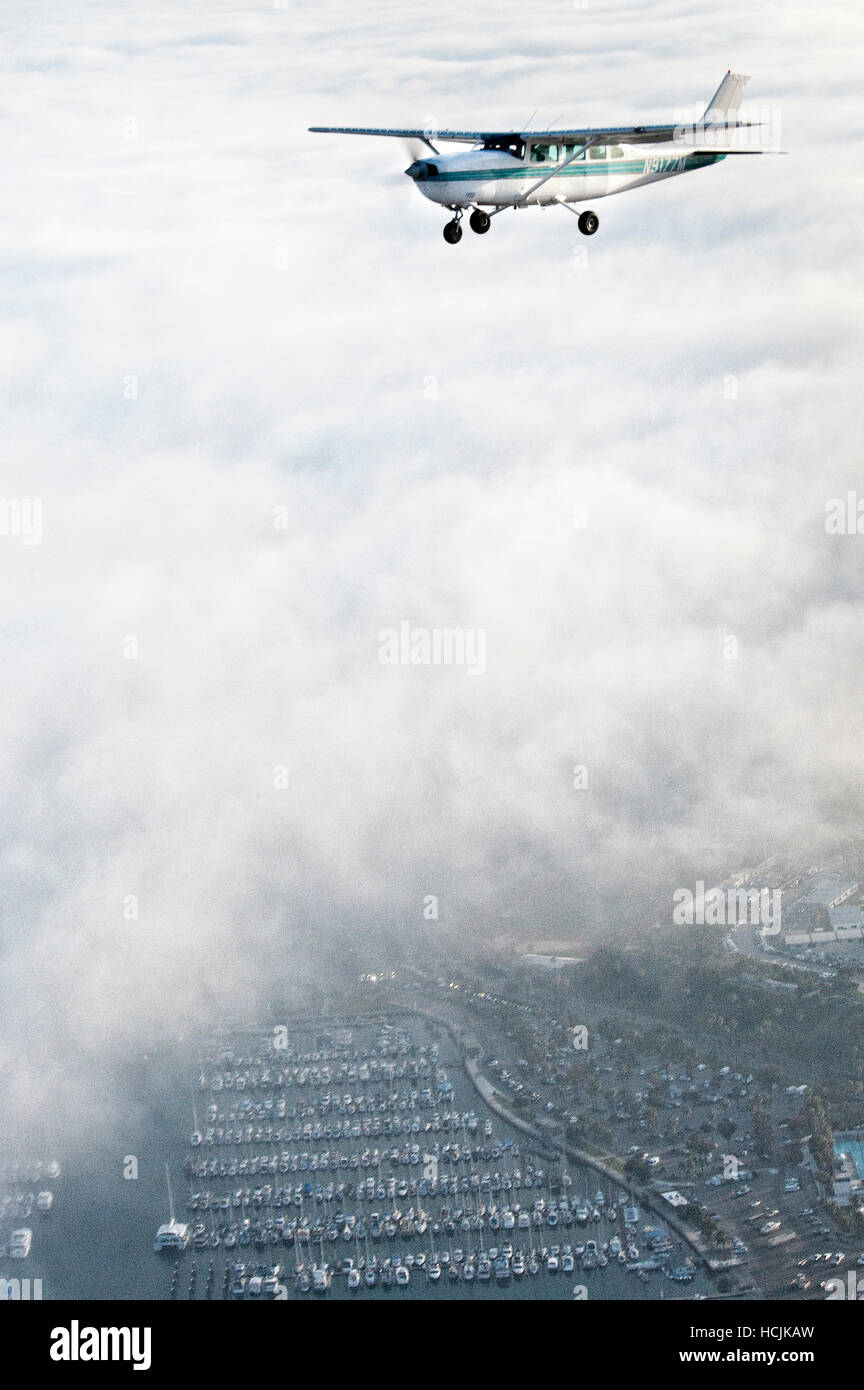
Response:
[1,1,862,1134]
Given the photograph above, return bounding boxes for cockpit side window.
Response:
[589,145,607,160]
[608,144,625,158]
[530,143,562,163]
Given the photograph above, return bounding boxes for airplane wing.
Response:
[308,122,762,145]
[309,127,500,143]
[311,72,765,148]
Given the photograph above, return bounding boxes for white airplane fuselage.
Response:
[406,143,725,209]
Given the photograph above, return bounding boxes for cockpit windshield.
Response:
[481,136,525,160]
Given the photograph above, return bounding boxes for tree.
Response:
[750,1106,775,1158]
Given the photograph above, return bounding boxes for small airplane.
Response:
[310,72,776,243]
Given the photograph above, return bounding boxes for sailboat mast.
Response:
[165,1162,175,1224]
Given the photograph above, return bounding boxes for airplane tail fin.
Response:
[702,70,750,122]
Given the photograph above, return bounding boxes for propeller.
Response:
[382,136,437,186]
[401,136,431,162]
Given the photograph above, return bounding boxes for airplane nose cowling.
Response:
[404,160,438,181]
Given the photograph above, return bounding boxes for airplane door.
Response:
[585,144,610,198]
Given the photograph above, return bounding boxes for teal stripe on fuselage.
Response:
[426,154,722,183]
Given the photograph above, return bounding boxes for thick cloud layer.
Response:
[1,0,862,1137]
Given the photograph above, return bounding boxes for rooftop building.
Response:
[829,904,864,931]
[833,1131,864,1206]
[518,953,582,973]
[804,876,858,909]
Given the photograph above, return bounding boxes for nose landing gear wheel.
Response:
[443,219,462,244]
[577,210,599,236]
[469,209,491,235]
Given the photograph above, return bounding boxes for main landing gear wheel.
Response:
[578,210,599,236]
[443,219,462,244]
[469,209,491,235]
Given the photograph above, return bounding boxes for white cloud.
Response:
[0,0,862,1137]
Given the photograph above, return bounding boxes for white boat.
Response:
[153,1219,189,1252]
[395,1264,410,1286]
[154,1164,188,1252]
[36,1191,53,1214]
